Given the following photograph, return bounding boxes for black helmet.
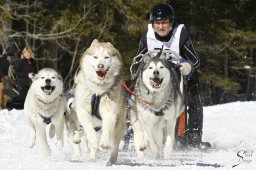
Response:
[149,3,174,21]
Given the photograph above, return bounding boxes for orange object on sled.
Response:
[177,111,186,137]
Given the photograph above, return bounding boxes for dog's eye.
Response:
[160,66,164,69]
[149,66,153,69]
[94,56,98,59]
[52,77,56,79]
[41,77,45,79]
[105,56,110,59]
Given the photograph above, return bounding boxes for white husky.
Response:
[74,39,126,165]
[24,68,66,157]
[130,52,184,159]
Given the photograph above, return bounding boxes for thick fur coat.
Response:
[130,53,184,159]
[74,39,126,165]
[24,68,66,157]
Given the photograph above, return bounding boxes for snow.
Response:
[0,101,255,170]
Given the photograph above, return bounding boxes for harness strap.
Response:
[154,109,164,116]
[120,80,155,106]
[91,94,102,120]
[94,126,101,132]
[39,114,53,124]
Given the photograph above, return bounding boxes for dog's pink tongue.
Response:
[152,78,161,85]
[97,71,106,80]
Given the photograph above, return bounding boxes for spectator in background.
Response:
[14,47,37,107]
[0,53,10,110]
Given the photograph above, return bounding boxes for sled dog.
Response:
[64,87,86,159]
[24,68,66,157]
[130,52,184,159]
[74,39,126,165]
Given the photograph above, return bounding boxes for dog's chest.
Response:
[137,106,162,121]
[35,98,64,117]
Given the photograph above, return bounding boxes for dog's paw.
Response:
[71,153,80,161]
[149,144,160,156]
[44,150,51,159]
[138,151,145,160]
[28,136,36,148]
[99,143,111,151]
[56,140,63,150]
[89,150,97,161]
[28,140,35,148]
[139,140,149,151]
[73,131,81,144]
[139,145,147,151]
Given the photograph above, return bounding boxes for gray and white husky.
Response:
[130,52,184,159]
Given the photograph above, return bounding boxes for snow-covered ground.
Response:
[0,101,255,170]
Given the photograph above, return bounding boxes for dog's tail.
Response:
[49,124,56,138]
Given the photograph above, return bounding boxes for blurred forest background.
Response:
[0,0,255,106]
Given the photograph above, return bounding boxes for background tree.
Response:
[0,0,255,105]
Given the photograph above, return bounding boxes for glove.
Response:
[179,62,192,76]
[28,73,35,79]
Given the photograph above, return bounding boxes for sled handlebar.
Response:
[145,49,183,61]
[133,49,184,66]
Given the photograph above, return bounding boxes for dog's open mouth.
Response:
[96,69,108,80]
[150,78,163,88]
[41,85,56,95]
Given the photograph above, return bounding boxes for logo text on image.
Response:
[232,150,253,168]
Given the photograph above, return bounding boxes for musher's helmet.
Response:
[149,3,174,21]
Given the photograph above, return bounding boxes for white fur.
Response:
[24,68,66,157]
[64,99,88,160]
[179,62,192,75]
[130,55,184,159]
[74,39,126,165]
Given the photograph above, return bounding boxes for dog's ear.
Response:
[143,54,151,63]
[159,53,167,60]
[90,39,99,47]
[31,73,39,82]
[106,42,114,48]
[57,73,63,80]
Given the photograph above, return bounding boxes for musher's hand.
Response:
[28,73,35,79]
[179,62,192,76]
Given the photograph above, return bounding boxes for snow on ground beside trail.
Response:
[0,101,255,170]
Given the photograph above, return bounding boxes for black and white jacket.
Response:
[131,22,200,79]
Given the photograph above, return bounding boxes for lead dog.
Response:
[74,39,126,165]
[24,68,65,157]
[130,52,184,159]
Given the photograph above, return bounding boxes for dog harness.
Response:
[91,94,102,120]
[39,114,53,124]
[154,109,164,116]
[90,76,121,120]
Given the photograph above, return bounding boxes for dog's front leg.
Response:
[163,119,176,159]
[142,121,160,156]
[130,110,146,160]
[77,109,98,160]
[68,132,81,160]
[99,113,117,151]
[27,119,36,148]
[54,117,64,150]
[36,124,51,157]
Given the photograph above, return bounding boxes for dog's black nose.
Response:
[153,70,159,76]
[45,79,51,84]
[98,64,104,69]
